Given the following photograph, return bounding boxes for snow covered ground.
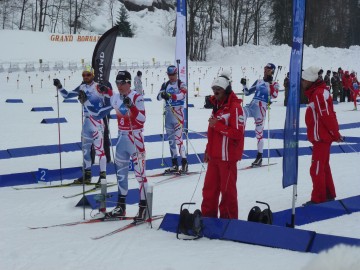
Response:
[1,28,360,270]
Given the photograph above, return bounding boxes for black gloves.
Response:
[53,78,62,89]
[123,96,133,108]
[240,78,247,86]
[161,91,171,101]
[98,84,109,93]
[78,90,87,104]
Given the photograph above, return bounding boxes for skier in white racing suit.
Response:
[240,63,279,167]
[105,70,149,222]
[53,66,113,184]
[157,65,188,174]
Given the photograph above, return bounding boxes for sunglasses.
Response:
[212,86,223,91]
[116,80,130,85]
[82,73,93,77]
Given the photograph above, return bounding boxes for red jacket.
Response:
[205,92,245,161]
[305,80,341,143]
[342,74,352,89]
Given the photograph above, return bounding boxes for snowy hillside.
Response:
[1,29,360,270]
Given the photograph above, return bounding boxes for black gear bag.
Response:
[247,201,273,225]
[177,203,203,240]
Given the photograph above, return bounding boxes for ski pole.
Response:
[267,86,271,168]
[161,106,165,166]
[80,105,86,220]
[55,87,63,185]
[183,128,207,138]
[176,59,188,156]
[182,131,206,171]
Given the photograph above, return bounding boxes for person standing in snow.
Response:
[201,71,245,219]
[283,72,290,106]
[342,71,353,102]
[53,66,113,186]
[157,65,188,174]
[331,71,341,102]
[301,66,343,206]
[105,70,149,222]
[350,71,360,110]
[324,70,331,90]
[240,63,279,167]
[134,70,144,95]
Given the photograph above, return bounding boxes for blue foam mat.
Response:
[63,99,78,103]
[41,118,67,124]
[6,99,23,103]
[8,146,49,158]
[0,172,36,187]
[309,233,360,253]
[272,200,348,226]
[0,150,11,159]
[31,107,54,112]
[159,213,360,253]
[223,219,315,252]
[340,195,360,213]
[75,188,139,209]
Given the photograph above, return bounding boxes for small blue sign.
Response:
[37,168,49,183]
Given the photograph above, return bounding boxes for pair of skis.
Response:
[13,182,116,190]
[62,183,117,198]
[29,214,164,240]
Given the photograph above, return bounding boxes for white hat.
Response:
[302,66,320,82]
[211,76,229,90]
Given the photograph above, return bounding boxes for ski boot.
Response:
[134,200,148,222]
[251,153,263,167]
[73,169,91,184]
[106,195,126,218]
[95,171,106,188]
[179,158,188,175]
[164,158,179,175]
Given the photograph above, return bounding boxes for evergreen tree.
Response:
[116,5,133,37]
[270,0,292,45]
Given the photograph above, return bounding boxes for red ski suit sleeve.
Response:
[205,92,245,161]
[305,81,341,143]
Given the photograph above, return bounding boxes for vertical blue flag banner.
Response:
[92,25,119,83]
[175,0,188,131]
[282,0,306,188]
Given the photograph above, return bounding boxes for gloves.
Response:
[53,78,62,89]
[240,78,247,86]
[98,84,109,93]
[78,90,87,104]
[123,96,133,108]
[161,91,171,101]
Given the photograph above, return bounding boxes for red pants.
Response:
[201,159,238,219]
[352,90,359,108]
[310,142,336,203]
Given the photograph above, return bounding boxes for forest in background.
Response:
[1,0,359,61]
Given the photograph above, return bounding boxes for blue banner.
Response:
[282,0,306,188]
[175,0,188,132]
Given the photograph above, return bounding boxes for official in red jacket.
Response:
[201,71,245,219]
[301,66,343,206]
